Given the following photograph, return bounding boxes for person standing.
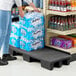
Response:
[0,0,39,65]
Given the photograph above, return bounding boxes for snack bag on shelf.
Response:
[58,35,76,47]
[51,37,72,49]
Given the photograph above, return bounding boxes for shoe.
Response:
[0,58,8,65]
[3,54,17,61]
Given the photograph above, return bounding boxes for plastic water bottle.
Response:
[33,0,40,8]
[40,0,43,9]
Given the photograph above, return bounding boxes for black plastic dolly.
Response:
[9,45,71,70]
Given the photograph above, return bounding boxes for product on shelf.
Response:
[49,15,76,31]
[58,35,76,47]
[48,0,76,12]
[68,34,76,37]
[71,0,76,11]
[50,37,72,49]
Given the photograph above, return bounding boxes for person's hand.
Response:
[34,8,40,12]
[19,10,24,18]
[29,3,40,12]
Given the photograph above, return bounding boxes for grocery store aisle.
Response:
[0,56,76,76]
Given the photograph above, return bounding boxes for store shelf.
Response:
[47,28,76,35]
[46,44,76,54]
[47,10,76,16]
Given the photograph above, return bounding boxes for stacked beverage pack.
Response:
[11,22,21,36]
[9,22,21,48]
[9,33,20,48]
[19,12,45,51]
[50,37,72,49]
[49,0,76,12]
[49,15,76,31]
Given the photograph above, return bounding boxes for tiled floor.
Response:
[0,56,76,76]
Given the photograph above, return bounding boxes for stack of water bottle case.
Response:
[9,12,45,52]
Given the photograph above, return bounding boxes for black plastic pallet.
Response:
[9,45,71,70]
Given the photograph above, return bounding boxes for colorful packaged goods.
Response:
[20,37,44,51]
[58,35,76,47]
[49,15,76,31]
[50,37,72,49]
[9,22,21,48]
[23,12,44,27]
[71,0,76,11]
[9,33,20,48]
[48,0,76,12]
[10,12,45,51]
[11,22,21,36]
[20,12,45,39]
[20,25,44,39]
[19,12,45,51]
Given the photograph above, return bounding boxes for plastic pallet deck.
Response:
[10,45,71,70]
[70,54,76,61]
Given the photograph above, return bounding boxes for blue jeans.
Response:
[0,10,11,56]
